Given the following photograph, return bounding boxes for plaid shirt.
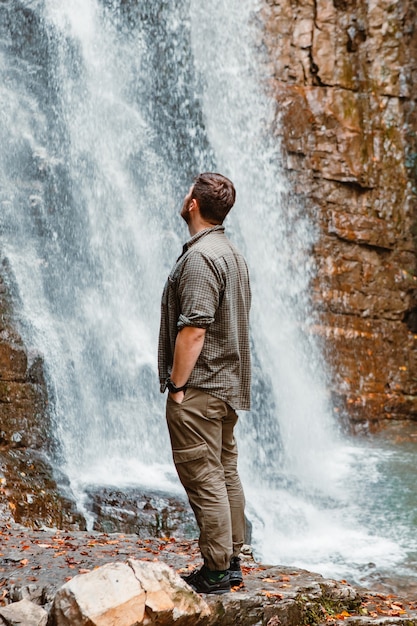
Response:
[158,225,251,410]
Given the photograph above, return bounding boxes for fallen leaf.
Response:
[261,590,283,599]
[335,610,350,619]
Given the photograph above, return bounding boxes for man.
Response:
[158,172,251,595]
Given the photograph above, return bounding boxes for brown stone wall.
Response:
[262,0,417,425]
[0,268,84,528]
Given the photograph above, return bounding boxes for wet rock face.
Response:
[263,0,417,424]
[0,269,83,529]
[83,487,198,538]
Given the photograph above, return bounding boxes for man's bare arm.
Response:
[169,326,206,403]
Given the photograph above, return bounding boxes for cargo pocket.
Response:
[173,442,209,489]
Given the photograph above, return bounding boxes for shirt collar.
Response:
[181,225,225,255]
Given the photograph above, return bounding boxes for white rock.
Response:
[128,558,210,622]
[0,598,47,626]
[50,560,210,626]
[51,561,145,626]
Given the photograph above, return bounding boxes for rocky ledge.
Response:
[1,525,417,626]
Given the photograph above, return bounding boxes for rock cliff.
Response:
[262,0,417,425]
[0,269,83,528]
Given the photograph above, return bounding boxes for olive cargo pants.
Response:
[166,387,246,571]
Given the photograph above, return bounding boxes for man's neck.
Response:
[188,220,217,237]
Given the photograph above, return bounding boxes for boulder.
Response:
[82,486,197,538]
[49,560,209,626]
[0,598,47,626]
[128,559,210,623]
[50,562,146,626]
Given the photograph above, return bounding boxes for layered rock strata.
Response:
[0,269,82,528]
[262,0,417,424]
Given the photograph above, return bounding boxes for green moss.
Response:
[296,588,361,626]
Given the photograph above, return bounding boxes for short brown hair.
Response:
[191,172,236,224]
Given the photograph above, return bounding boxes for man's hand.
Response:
[168,390,185,404]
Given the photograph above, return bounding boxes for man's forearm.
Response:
[170,326,206,387]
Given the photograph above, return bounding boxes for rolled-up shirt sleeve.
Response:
[177,252,223,330]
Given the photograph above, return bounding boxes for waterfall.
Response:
[1,0,415,585]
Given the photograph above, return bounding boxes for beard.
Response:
[180,194,192,224]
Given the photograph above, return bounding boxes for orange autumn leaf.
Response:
[261,590,283,599]
[390,608,406,616]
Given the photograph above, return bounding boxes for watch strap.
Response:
[166,378,187,393]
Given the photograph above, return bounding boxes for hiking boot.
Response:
[182,566,231,595]
[228,556,243,586]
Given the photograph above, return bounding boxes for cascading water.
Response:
[1,0,417,589]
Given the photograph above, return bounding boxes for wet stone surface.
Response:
[83,486,198,538]
[1,524,417,625]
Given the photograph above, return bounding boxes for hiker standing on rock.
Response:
[158,172,251,594]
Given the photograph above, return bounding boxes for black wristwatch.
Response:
[166,378,187,393]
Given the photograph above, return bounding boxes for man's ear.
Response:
[189,198,199,212]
